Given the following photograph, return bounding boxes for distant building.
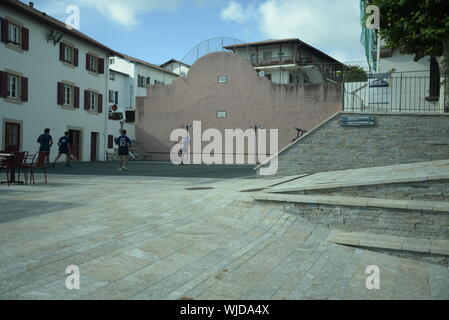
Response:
[223,38,344,85]
[160,59,191,77]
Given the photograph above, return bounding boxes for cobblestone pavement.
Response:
[1,173,448,300]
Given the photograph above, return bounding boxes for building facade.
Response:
[224,39,344,85]
[160,59,191,77]
[0,0,114,162]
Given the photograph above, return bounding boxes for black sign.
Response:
[339,116,375,127]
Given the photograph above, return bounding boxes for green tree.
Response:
[371,0,449,110]
[343,64,368,82]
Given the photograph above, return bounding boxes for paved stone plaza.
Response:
[0,164,448,300]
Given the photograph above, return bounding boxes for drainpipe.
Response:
[104,54,110,162]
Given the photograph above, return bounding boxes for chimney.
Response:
[29,2,34,8]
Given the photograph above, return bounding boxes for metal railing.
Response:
[342,72,445,113]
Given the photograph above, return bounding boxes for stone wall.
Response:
[265,112,449,176]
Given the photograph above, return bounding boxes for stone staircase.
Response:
[251,159,449,250]
[106,140,152,161]
[129,140,152,161]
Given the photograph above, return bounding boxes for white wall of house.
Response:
[110,56,178,106]
[0,3,110,162]
[162,62,190,77]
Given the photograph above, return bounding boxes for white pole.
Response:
[376,30,381,73]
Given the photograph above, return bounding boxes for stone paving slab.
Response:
[1,171,448,300]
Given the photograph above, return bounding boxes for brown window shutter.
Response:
[84,90,90,110]
[97,93,103,113]
[429,57,440,98]
[57,82,64,105]
[0,71,7,97]
[73,48,79,66]
[20,76,28,102]
[86,54,91,71]
[21,27,29,51]
[59,42,65,61]
[0,18,7,43]
[74,86,80,108]
[98,58,105,74]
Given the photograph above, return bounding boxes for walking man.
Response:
[115,129,131,171]
[52,131,73,168]
[37,128,53,165]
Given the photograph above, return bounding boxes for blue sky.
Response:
[32,0,367,68]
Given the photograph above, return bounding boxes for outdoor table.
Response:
[0,153,24,184]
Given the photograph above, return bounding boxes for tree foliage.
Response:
[371,0,449,60]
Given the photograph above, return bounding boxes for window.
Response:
[90,92,97,111]
[64,45,73,63]
[115,91,118,104]
[217,111,227,118]
[138,75,146,87]
[146,77,151,86]
[109,58,115,65]
[89,56,97,72]
[109,90,114,103]
[109,72,115,81]
[64,85,73,106]
[7,74,18,99]
[7,23,19,45]
[108,135,114,149]
[263,51,272,61]
[218,75,228,83]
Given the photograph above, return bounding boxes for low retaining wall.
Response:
[264,112,449,176]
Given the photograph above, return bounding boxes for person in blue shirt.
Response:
[37,128,53,166]
[52,131,73,168]
[115,129,132,171]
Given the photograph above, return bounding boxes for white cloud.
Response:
[220,0,365,64]
[36,0,181,29]
[220,1,254,23]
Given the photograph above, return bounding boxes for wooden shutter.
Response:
[97,93,103,113]
[0,18,7,43]
[74,86,80,108]
[98,58,105,74]
[20,76,28,102]
[0,71,7,98]
[59,42,65,61]
[108,135,113,149]
[73,48,79,66]
[115,91,118,104]
[429,57,440,98]
[84,90,90,110]
[57,82,64,105]
[21,27,29,51]
[86,54,91,71]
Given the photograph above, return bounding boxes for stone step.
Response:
[253,193,449,213]
[326,230,449,255]
[252,193,449,239]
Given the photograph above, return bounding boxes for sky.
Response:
[32,0,368,68]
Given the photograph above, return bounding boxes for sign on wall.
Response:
[339,116,376,127]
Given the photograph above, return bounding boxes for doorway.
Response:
[69,129,81,160]
[90,132,99,162]
[4,122,21,152]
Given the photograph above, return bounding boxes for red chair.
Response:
[24,151,48,184]
[22,152,37,185]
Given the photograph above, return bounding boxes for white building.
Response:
[106,54,179,158]
[223,38,344,85]
[160,59,191,77]
[0,0,115,162]
[1,0,180,162]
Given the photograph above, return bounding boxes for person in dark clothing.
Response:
[37,128,53,165]
[115,129,132,171]
[52,131,73,168]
